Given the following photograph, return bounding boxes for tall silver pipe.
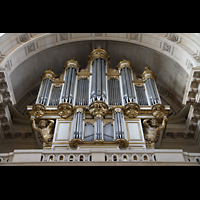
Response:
[128,68,135,102]
[121,69,128,103]
[91,60,97,101]
[78,112,83,139]
[112,79,114,105]
[115,113,119,138]
[97,58,101,100]
[39,80,46,104]
[147,78,156,104]
[102,59,106,101]
[80,79,83,105]
[85,80,88,105]
[69,68,75,104]
[65,67,72,102]
[73,113,77,138]
[83,79,86,105]
[77,79,81,105]
[146,80,153,105]
[43,79,51,105]
[150,78,159,103]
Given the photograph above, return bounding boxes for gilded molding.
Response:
[57,102,73,119]
[124,102,140,118]
[32,103,46,119]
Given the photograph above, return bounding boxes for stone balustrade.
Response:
[0,149,199,165]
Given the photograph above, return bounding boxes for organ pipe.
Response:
[108,78,122,105]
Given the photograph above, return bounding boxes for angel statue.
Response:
[31,118,54,148]
[143,116,168,148]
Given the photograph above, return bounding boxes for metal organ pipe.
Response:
[73,111,83,139]
[114,111,124,139]
[136,86,148,106]
[38,78,52,105]
[76,78,89,106]
[121,67,136,104]
[90,58,107,103]
[62,66,77,104]
[145,78,160,105]
[108,79,122,106]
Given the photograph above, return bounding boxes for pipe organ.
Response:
[28,47,170,151]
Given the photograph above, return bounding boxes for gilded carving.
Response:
[141,65,156,81]
[31,118,54,148]
[57,102,73,119]
[152,103,165,119]
[69,138,84,148]
[64,57,80,71]
[143,116,168,148]
[114,138,129,148]
[41,66,57,81]
[117,57,133,71]
[89,101,108,117]
[32,103,46,119]
[89,46,110,62]
[124,102,140,118]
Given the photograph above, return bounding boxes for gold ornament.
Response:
[32,103,46,119]
[31,118,54,148]
[124,102,140,118]
[57,102,73,119]
[143,116,168,148]
[41,66,57,81]
[89,101,108,117]
[69,138,84,148]
[141,65,156,81]
[114,138,129,148]
[152,103,165,119]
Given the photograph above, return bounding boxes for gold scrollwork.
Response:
[32,103,46,119]
[124,102,140,118]
[57,102,73,119]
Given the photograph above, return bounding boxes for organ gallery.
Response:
[27,47,170,151]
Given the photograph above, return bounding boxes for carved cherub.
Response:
[143,116,168,148]
[31,118,54,148]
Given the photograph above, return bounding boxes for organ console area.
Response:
[28,47,170,150]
